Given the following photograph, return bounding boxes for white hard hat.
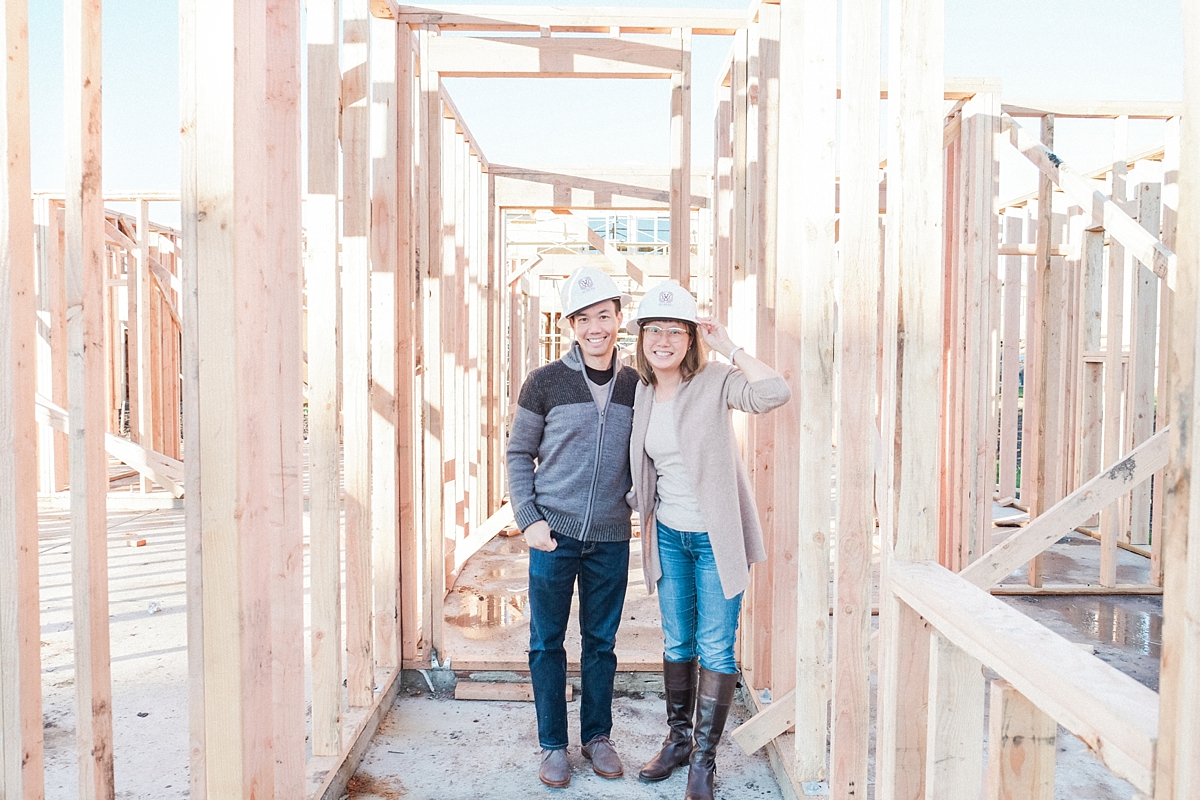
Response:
[628,280,697,332]
[560,267,624,318]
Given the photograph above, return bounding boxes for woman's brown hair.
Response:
[634,319,708,386]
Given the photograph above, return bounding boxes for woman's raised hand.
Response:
[696,315,736,359]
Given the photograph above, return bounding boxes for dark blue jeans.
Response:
[528,531,630,751]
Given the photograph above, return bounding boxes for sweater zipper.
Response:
[580,370,616,538]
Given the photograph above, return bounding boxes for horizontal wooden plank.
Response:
[492,164,710,209]
[1003,100,1183,119]
[1002,113,1176,288]
[35,393,184,496]
[998,243,1069,257]
[960,428,1168,588]
[892,562,1158,795]
[370,0,399,18]
[730,687,795,755]
[394,5,749,34]
[990,584,1163,596]
[426,35,683,78]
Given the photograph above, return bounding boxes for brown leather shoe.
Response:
[581,735,624,779]
[539,748,571,788]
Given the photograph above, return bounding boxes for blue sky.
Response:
[28,0,1183,196]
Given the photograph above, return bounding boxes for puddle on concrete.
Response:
[1059,597,1163,659]
[447,587,529,630]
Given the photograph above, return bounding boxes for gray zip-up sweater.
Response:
[507,343,639,542]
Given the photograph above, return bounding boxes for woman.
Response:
[626,280,790,800]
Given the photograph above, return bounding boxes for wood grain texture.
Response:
[64,1,115,796]
[924,635,984,800]
[986,680,1056,800]
[306,0,343,757]
[669,28,691,286]
[0,1,45,794]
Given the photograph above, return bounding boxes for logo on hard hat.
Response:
[579,277,594,290]
[659,291,674,304]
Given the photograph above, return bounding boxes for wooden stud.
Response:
[778,0,836,781]
[343,0,375,707]
[669,28,691,287]
[189,0,305,794]
[829,0,879,794]
[998,213,1024,501]
[64,1,116,795]
[986,679,1056,800]
[876,0,944,796]
[924,635,985,800]
[307,0,343,755]
[1153,115,1180,587]
[0,0,45,793]
[370,10,401,671]
[1127,182,1161,545]
[1157,7,1200,796]
[135,201,154,490]
[1101,117,1130,587]
[35,198,69,493]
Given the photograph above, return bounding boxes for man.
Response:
[507,266,640,788]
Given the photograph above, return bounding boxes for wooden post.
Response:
[1157,5,1200,796]
[370,10,401,671]
[924,636,984,799]
[1127,182,1161,544]
[419,25,446,657]
[876,0,944,796]
[178,0,205,792]
[986,680,1056,800]
[35,198,68,493]
[1101,116,1130,587]
[830,0,879,794]
[1078,228,1106,494]
[65,1,116,796]
[1153,115,1180,587]
[0,1,45,793]
[776,0,835,780]
[135,200,154,491]
[343,0,375,706]
[306,0,343,756]
[669,28,691,287]
[188,0,305,794]
[998,213,1024,501]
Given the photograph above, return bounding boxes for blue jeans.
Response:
[528,532,630,751]
[656,521,743,674]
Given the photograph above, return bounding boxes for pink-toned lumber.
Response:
[135,200,154,490]
[875,0,944,797]
[986,680,1056,800]
[64,1,116,796]
[0,0,45,794]
[998,212,1024,501]
[669,28,691,287]
[1156,5,1200,797]
[828,0,879,794]
[305,0,343,757]
[187,0,306,794]
[35,197,69,493]
[343,0,376,708]
[177,1,205,793]
[370,11,401,672]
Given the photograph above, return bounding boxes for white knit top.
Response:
[644,397,708,532]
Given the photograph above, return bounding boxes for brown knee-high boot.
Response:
[638,657,697,781]
[685,667,739,800]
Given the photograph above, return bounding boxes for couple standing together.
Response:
[506,267,790,799]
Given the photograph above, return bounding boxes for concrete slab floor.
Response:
[345,687,783,800]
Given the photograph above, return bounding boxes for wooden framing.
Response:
[0,1,44,795]
[11,3,1200,800]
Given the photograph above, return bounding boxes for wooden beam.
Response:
[960,428,1168,589]
[438,83,490,172]
[925,635,984,800]
[986,680,1056,800]
[370,10,402,673]
[64,1,115,795]
[876,0,944,797]
[425,35,683,78]
[669,28,691,286]
[189,0,306,793]
[343,0,375,709]
[306,0,344,758]
[1002,112,1176,288]
[1002,99,1183,119]
[394,5,749,34]
[830,0,879,794]
[893,562,1158,796]
[0,0,44,792]
[731,688,795,756]
[1157,4,1200,797]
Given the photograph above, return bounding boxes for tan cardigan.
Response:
[628,363,791,599]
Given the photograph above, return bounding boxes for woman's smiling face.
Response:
[640,320,691,375]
